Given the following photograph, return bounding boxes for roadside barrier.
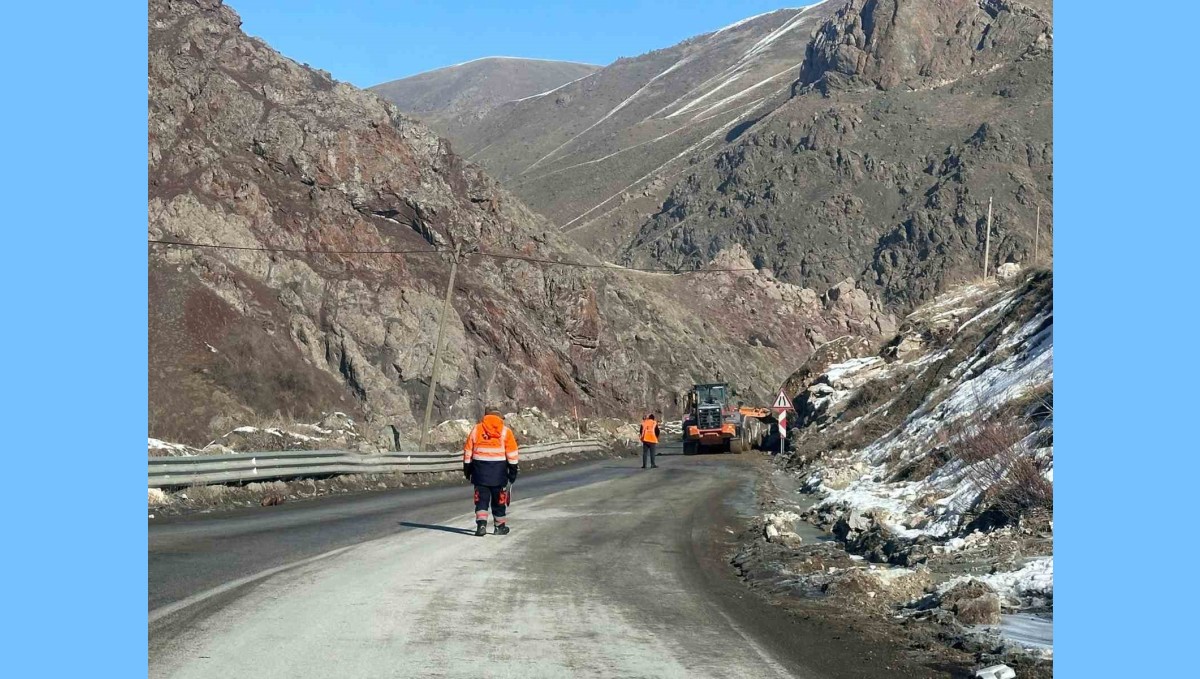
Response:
[148,439,607,488]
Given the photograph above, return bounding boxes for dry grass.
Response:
[840,379,894,421]
[942,414,1053,525]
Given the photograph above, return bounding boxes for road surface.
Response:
[149,449,918,678]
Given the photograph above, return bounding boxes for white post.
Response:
[1034,204,1041,266]
[779,413,786,456]
[983,197,993,279]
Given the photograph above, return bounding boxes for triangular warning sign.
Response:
[772,390,792,412]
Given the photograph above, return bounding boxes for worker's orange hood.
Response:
[480,414,505,439]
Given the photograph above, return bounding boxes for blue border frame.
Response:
[6,1,1199,675]
[5,1,147,675]
[1057,1,1197,676]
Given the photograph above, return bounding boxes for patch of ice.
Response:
[987,612,1053,653]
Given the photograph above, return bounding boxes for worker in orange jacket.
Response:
[463,408,520,536]
[640,414,660,469]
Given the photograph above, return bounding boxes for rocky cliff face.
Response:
[621,0,1053,307]
[799,0,1051,93]
[148,0,892,447]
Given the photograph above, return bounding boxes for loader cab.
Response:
[695,383,727,407]
[689,383,731,431]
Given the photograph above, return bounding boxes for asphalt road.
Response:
[149,448,926,678]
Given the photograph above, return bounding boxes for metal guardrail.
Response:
[148,439,607,488]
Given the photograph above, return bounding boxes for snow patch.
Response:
[511,71,598,102]
[523,55,696,174]
[941,557,1053,605]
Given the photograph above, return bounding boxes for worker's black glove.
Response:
[506,463,519,483]
[463,462,473,480]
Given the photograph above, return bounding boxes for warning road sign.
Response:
[771,390,792,413]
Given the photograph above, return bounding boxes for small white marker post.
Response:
[772,389,792,456]
[778,411,787,456]
[983,196,993,279]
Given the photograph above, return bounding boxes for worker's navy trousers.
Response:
[474,484,508,524]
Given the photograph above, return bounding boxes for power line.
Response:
[147,237,865,274]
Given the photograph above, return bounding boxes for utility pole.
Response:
[1034,204,1041,267]
[982,197,993,279]
[419,242,462,450]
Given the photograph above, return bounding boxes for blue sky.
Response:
[229,1,812,87]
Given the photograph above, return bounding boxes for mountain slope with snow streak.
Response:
[433,4,840,253]
[370,57,599,138]
[388,1,1051,316]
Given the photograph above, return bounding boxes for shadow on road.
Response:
[398,521,476,536]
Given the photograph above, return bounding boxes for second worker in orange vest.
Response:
[640,414,660,469]
[463,408,520,536]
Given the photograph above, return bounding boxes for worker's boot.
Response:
[494,522,510,536]
[475,520,487,537]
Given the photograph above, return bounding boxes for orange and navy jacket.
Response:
[463,414,519,486]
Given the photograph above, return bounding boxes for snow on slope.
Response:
[801,273,1053,538]
[783,271,1053,653]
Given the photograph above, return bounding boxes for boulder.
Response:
[763,511,805,548]
[832,508,872,539]
[975,664,1016,679]
[940,580,1002,625]
[996,262,1022,281]
[823,566,931,605]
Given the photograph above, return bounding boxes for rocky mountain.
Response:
[627,0,1054,307]
[370,57,599,138]
[148,0,892,448]
[422,0,1053,309]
